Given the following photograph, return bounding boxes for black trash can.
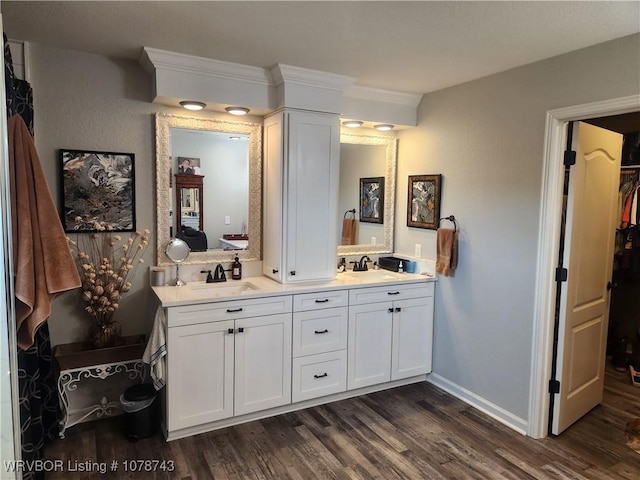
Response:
[120,383,158,441]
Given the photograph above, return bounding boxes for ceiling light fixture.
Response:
[229,136,241,141]
[342,120,363,128]
[374,124,394,131]
[179,101,206,111]
[225,106,250,116]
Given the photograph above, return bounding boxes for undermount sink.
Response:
[188,281,259,296]
[342,270,398,281]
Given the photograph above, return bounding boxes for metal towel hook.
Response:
[439,215,457,232]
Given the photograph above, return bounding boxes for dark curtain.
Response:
[5,33,59,480]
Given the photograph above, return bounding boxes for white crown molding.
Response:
[270,64,355,91]
[345,84,422,107]
[140,47,271,87]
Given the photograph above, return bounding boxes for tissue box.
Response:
[378,256,403,272]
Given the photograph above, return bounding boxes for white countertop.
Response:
[151,269,435,307]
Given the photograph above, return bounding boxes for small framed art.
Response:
[407,174,441,230]
[360,176,385,224]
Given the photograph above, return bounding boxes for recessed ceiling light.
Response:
[342,120,363,128]
[179,101,206,111]
[374,124,394,131]
[225,106,250,115]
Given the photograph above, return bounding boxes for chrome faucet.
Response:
[351,255,372,272]
[212,264,227,282]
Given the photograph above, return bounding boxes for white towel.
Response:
[143,306,167,390]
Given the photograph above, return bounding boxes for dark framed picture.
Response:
[177,156,201,175]
[360,176,385,224]
[407,174,441,230]
[60,149,136,232]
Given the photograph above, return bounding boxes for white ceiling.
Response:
[2,1,639,95]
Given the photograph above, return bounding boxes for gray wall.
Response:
[394,33,640,421]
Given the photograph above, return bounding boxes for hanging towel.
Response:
[143,306,167,390]
[436,228,459,277]
[8,114,81,350]
[341,218,357,245]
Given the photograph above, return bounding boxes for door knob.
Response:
[607,281,618,291]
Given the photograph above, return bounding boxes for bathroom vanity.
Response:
[151,270,435,441]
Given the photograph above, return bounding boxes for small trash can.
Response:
[120,383,158,441]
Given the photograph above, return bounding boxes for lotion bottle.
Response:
[232,255,242,280]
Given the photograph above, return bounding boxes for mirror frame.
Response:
[338,130,397,256]
[155,113,262,266]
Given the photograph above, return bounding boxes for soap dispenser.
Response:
[232,255,242,280]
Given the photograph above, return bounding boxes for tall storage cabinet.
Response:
[263,109,340,283]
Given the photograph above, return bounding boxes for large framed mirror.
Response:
[338,131,397,256]
[155,113,262,265]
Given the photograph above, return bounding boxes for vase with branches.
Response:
[67,220,150,348]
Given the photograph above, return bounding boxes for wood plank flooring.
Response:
[44,365,640,479]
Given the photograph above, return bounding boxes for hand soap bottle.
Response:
[232,255,242,280]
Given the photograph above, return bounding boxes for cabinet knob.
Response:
[290,270,296,276]
[237,327,244,333]
[388,308,394,313]
[272,269,279,274]
[395,307,401,313]
[314,329,329,334]
[313,373,328,379]
[228,328,234,335]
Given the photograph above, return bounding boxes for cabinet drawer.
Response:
[167,295,293,327]
[349,282,434,306]
[293,290,348,312]
[292,350,347,403]
[293,307,348,357]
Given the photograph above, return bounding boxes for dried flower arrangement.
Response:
[67,219,150,347]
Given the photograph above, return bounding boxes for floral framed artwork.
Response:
[60,149,136,232]
[360,176,385,224]
[407,174,441,230]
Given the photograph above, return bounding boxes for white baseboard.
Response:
[427,373,528,435]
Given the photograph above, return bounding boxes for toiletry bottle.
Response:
[398,260,404,273]
[232,255,242,280]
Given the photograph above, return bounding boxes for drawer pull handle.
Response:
[388,308,394,313]
[227,308,243,313]
[237,327,244,333]
[314,329,329,334]
[228,328,234,335]
[272,269,279,274]
[395,307,401,313]
[315,299,329,303]
[314,373,328,379]
[387,291,400,296]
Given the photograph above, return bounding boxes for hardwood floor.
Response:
[44,366,640,479]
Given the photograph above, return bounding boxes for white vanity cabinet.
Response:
[347,282,434,390]
[263,109,340,284]
[165,296,292,433]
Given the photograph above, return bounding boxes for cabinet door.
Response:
[347,302,393,390]
[285,111,340,283]
[262,113,284,281]
[234,313,292,415]
[167,320,234,431]
[391,296,434,381]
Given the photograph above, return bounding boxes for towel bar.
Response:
[344,208,356,219]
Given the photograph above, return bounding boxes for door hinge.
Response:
[555,267,568,282]
[549,379,560,394]
[564,150,576,166]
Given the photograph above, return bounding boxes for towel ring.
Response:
[439,215,457,232]
[344,208,356,219]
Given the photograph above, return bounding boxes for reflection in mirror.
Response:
[338,131,397,257]
[156,114,262,266]
[165,238,190,286]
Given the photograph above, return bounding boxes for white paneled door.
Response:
[552,122,622,434]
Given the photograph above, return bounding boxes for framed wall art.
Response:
[359,176,385,224]
[177,156,201,175]
[60,149,136,232]
[407,174,441,230]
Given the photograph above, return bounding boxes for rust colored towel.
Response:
[8,114,81,350]
[341,218,357,245]
[436,228,459,277]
